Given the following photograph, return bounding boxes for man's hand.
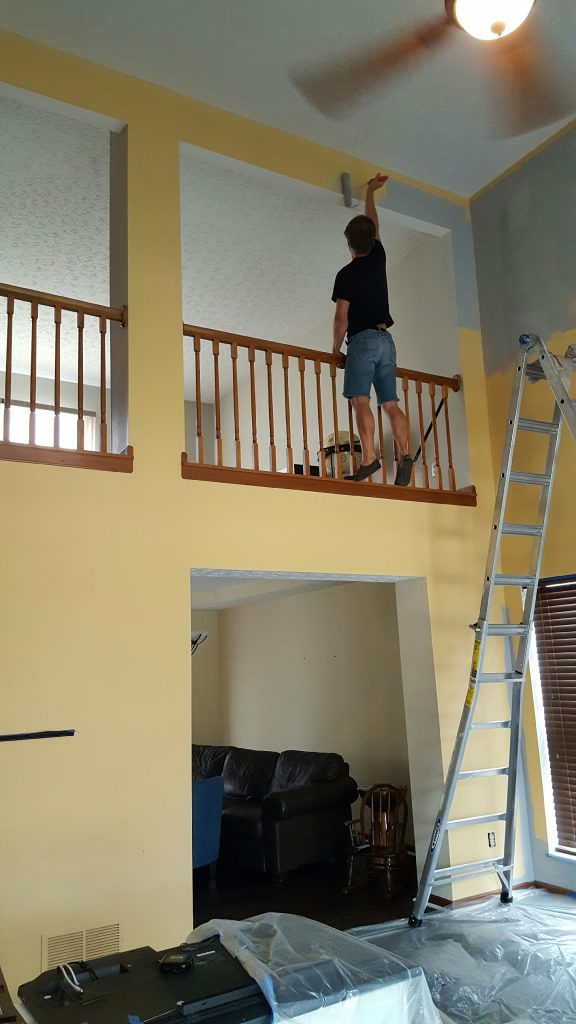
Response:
[366,173,389,193]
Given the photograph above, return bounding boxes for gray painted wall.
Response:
[471,126,576,375]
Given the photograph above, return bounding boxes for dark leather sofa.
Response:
[192,743,357,879]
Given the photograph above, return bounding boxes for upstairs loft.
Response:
[0,281,476,507]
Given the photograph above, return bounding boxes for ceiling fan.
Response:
[291,1,571,137]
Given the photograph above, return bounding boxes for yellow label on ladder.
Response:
[465,681,476,707]
[471,640,481,674]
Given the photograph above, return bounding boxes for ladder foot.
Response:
[408,914,423,928]
[500,892,513,905]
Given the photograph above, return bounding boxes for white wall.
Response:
[216,583,410,789]
[184,400,215,463]
[190,609,223,744]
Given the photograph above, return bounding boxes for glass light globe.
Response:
[452,0,536,40]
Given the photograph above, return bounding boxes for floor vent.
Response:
[42,923,121,971]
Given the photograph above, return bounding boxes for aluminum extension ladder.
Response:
[409,333,576,928]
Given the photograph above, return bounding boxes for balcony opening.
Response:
[0,87,131,471]
[180,144,474,505]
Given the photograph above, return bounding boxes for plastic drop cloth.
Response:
[188,911,442,1024]
[351,889,576,1024]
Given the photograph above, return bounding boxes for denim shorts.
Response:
[343,329,398,404]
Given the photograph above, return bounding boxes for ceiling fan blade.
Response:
[291,16,453,119]
[486,17,573,137]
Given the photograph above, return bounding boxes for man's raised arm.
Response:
[364,173,388,240]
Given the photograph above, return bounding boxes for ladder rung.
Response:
[471,720,512,730]
[478,672,523,683]
[494,573,536,587]
[434,857,504,879]
[458,767,509,780]
[517,417,559,434]
[509,470,551,486]
[447,812,506,829]
[432,860,513,888]
[487,624,529,636]
[502,522,543,537]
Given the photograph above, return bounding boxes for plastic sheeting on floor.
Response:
[188,911,442,1023]
[351,889,576,1024]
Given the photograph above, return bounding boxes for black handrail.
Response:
[0,729,75,743]
[413,397,445,465]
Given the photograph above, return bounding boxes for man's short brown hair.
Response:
[344,215,376,255]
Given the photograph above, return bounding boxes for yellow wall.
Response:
[0,28,500,988]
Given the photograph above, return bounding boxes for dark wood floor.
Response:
[193,858,417,931]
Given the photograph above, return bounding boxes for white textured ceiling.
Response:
[0,94,424,394]
[0,0,574,195]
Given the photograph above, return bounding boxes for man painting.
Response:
[332,174,412,485]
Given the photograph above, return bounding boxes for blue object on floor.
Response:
[192,775,224,869]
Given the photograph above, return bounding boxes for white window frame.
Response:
[0,399,97,451]
[528,577,576,861]
[528,626,560,856]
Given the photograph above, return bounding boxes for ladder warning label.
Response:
[430,818,442,852]
[471,640,481,675]
[465,681,476,707]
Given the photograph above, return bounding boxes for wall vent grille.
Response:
[85,923,121,961]
[42,923,120,971]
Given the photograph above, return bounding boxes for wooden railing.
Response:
[0,284,132,472]
[181,325,476,506]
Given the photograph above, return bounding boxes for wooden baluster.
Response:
[54,305,62,447]
[347,400,359,480]
[3,295,14,442]
[416,380,429,488]
[266,350,277,472]
[298,356,310,475]
[402,376,414,486]
[429,382,443,489]
[314,359,327,477]
[76,310,85,450]
[193,335,204,464]
[99,315,108,453]
[377,405,387,484]
[29,300,38,445]
[443,384,456,490]
[282,352,293,473]
[212,339,223,466]
[248,345,259,470]
[231,342,241,468]
[329,360,342,479]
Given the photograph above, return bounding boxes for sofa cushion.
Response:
[223,747,279,801]
[270,751,347,791]
[221,801,264,841]
[192,744,233,780]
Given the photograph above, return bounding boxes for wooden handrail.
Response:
[0,282,125,324]
[1,282,128,466]
[183,323,462,392]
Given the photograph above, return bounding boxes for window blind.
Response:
[533,576,576,856]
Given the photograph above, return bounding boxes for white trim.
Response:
[546,849,576,864]
[528,625,560,855]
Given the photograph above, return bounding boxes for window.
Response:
[0,403,96,451]
[531,576,576,857]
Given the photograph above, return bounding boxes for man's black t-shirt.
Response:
[331,239,394,339]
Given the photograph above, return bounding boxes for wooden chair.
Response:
[343,783,408,895]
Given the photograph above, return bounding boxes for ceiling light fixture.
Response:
[446,0,536,40]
